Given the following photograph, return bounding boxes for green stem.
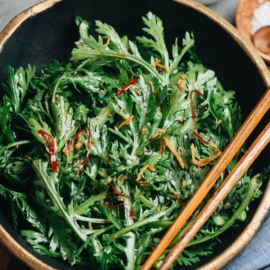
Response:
[74,191,107,215]
[109,203,177,241]
[52,74,66,103]
[0,140,33,155]
[32,160,87,242]
[139,194,155,207]
[143,220,173,228]
[122,183,135,270]
[74,214,110,223]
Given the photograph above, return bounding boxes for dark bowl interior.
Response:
[0,0,269,269]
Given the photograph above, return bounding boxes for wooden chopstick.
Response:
[141,87,270,270]
[159,121,270,269]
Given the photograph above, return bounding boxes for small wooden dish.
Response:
[236,0,270,66]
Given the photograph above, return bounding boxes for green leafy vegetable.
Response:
[0,11,268,269]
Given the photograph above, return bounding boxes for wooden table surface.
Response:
[0,241,31,270]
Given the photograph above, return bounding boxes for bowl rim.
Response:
[0,0,269,269]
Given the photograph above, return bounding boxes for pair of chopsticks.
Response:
[141,87,270,270]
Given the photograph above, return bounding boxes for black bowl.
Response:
[0,0,269,269]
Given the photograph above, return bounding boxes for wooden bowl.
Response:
[0,0,269,269]
[236,0,270,65]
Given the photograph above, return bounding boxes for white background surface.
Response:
[0,0,41,32]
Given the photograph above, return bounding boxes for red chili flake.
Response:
[129,205,135,220]
[172,189,185,207]
[114,78,138,97]
[120,192,130,199]
[192,131,212,144]
[106,181,130,200]
[38,130,59,173]
[103,201,125,210]
[189,90,204,129]
[76,124,92,175]
[160,137,165,155]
